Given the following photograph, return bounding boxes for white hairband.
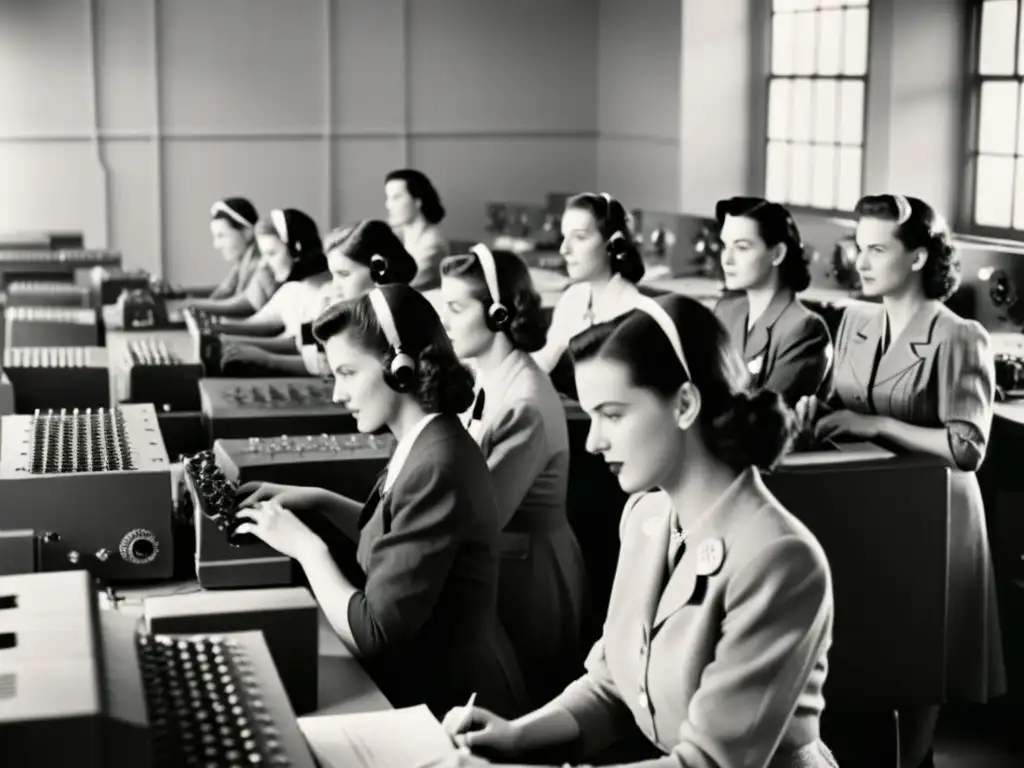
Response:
[368,288,402,353]
[892,194,912,225]
[634,296,691,381]
[470,243,501,306]
[210,201,251,229]
[270,209,289,246]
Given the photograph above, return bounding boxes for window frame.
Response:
[961,0,1024,239]
[762,0,872,217]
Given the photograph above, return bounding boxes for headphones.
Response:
[369,254,390,284]
[368,288,416,392]
[634,296,691,381]
[600,193,629,267]
[470,244,510,331]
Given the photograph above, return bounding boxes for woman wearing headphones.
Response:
[215,208,330,371]
[439,294,837,768]
[713,197,833,406]
[234,284,528,719]
[295,220,419,376]
[188,197,277,316]
[440,244,588,707]
[532,193,646,375]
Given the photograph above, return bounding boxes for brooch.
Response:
[695,537,725,577]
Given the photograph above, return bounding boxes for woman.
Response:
[216,208,330,372]
[797,194,1006,768]
[713,197,833,406]
[385,168,449,291]
[296,220,420,376]
[441,293,837,768]
[234,284,528,718]
[188,197,277,316]
[440,244,588,707]
[532,192,645,375]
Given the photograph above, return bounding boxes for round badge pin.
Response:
[695,537,725,577]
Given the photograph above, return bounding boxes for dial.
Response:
[119,528,160,565]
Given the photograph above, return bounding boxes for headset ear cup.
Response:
[386,351,417,392]
[370,255,389,284]
[488,303,511,332]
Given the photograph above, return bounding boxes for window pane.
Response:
[1017,83,1024,154]
[772,13,795,74]
[837,147,862,210]
[791,0,818,10]
[768,79,792,140]
[819,0,845,7]
[975,154,1015,227]
[979,0,1018,76]
[842,8,870,75]
[979,80,1019,155]
[774,0,796,10]
[794,12,817,75]
[814,79,837,143]
[1013,162,1024,229]
[843,0,869,5]
[838,80,864,145]
[766,141,790,202]
[812,145,837,209]
[817,10,843,75]
[790,143,813,206]
[790,78,813,142]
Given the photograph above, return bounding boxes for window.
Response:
[765,0,870,212]
[971,0,1024,231]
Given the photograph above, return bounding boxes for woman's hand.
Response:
[233,501,324,560]
[235,482,325,514]
[441,706,520,755]
[221,342,271,367]
[814,410,882,441]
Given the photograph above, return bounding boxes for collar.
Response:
[384,412,441,493]
[587,274,639,324]
[464,349,530,431]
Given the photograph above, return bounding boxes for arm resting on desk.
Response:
[297,542,361,655]
[187,293,256,317]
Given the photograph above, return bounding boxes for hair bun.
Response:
[414,343,475,415]
[708,389,796,471]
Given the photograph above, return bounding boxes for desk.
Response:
[104,580,393,716]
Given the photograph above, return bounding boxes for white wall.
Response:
[0,0,598,284]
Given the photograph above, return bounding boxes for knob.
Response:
[118,529,160,565]
[95,548,112,562]
[989,269,1013,307]
[41,531,61,543]
[67,550,80,564]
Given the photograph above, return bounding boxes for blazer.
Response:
[404,224,449,292]
[465,350,588,703]
[714,290,833,406]
[349,414,528,718]
[829,299,1005,701]
[550,468,836,768]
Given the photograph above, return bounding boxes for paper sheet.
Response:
[298,704,456,768]
[782,440,895,467]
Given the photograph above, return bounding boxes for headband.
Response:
[368,288,403,354]
[210,201,251,229]
[470,244,501,306]
[634,296,691,381]
[892,194,912,225]
[270,209,289,246]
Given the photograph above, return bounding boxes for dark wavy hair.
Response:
[312,284,474,415]
[565,192,645,284]
[211,197,259,231]
[568,295,796,471]
[439,247,547,353]
[324,219,418,285]
[254,208,327,283]
[855,194,960,301]
[715,196,810,292]
[385,169,447,225]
